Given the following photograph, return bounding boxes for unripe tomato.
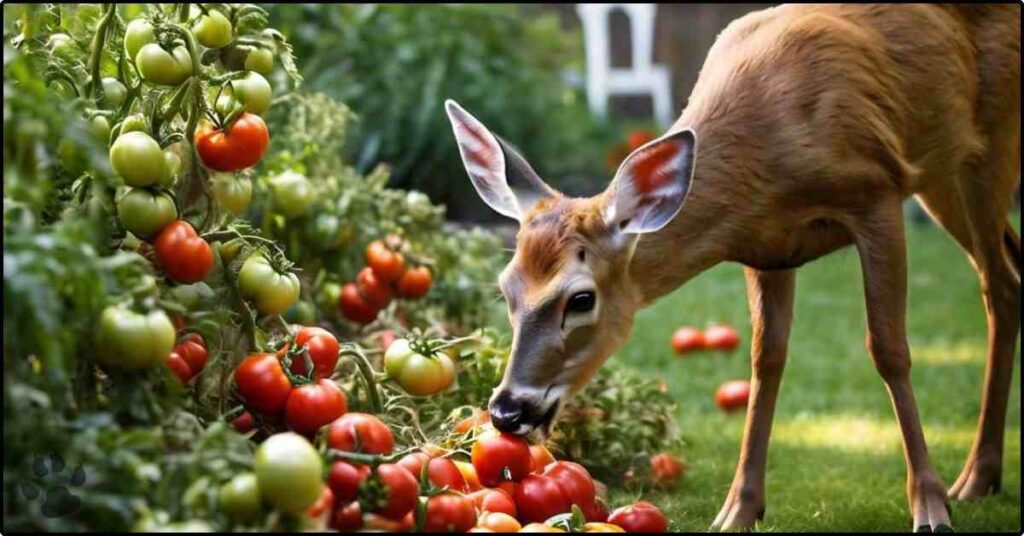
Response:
[123,18,155,62]
[229,72,272,115]
[357,266,392,309]
[365,240,405,283]
[285,379,348,435]
[237,254,300,315]
[715,379,750,412]
[472,430,533,487]
[606,502,667,533]
[477,511,521,532]
[318,281,343,312]
[285,326,340,378]
[100,77,126,110]
[328,461,371,503]
[704,324,740,351]
[210,172,252,216]
[47,32,78,60]
[423,492,476,533]
[119,113,149,135]
[327,412,394,454]
[192,9,233,48]
[395,265,433,299]
[670,326,705,355]
[136,43,193,85]
[154,221,214,283]
[109,131,169,187]
[215,238,244,265]
[235,353,293,415]
[245,47,274,75]
[383,338,455,396]
[96,306,176,370]
[116,188,177,240]
[339,282,379,324]
[195,113,270,172]
[514,474,571,524]
[269,170,315,218]
[283,300,317,326]
[218,472,262,521]
[90,115,111,144]
[254,432,323,513]
[650,453,684,485]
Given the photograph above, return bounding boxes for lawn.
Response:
[609,214,1021,532]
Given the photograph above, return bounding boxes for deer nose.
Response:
[489,392,526,433]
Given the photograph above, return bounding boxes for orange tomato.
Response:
[477,511,521,533]
[529,445,556,473]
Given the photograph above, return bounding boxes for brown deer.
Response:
[445,4,1019,532]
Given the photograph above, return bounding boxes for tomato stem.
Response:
[85,3,117,102]
[339,345,382,414]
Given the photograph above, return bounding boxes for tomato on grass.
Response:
[715,379,750,412]
[154,221,214,283]
[704,324,740,351]
[607,502,667,533]
[235,353,293,415]
[670,326,705,355]
[650,453,684,485]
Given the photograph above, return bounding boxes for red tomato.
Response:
[357,266,393,309]
[607,502,667,533]
[423,493,476,533]
[365,240,405,283]
[542,462,597,517]
[285,379,348,435]
[704,324,740,351]
[194,113,270,172]
[306,485,334,519]
[395,265,432,299]
[154,221,214,283]
[364,511,414,532]
[398,452,467,491]
[329,460,371,503]
[331,501,363,532]
[234,353,292,414]
[513,474,570,524]
[339,282,380,324]
[468,488,516,517]
[365,463,419,520]
[650,453,684,485]
[471,431,532,487]
[175,333,208,374]
[670,327,705,355]
[581,500,610,523]
[287,326,340,378]
[715,380,750,412]
[529,445,556,473]
[166,351,192,383]
[327,412,394,454]
[230,411,256,433]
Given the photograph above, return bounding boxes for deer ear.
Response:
[446,99,556,221]
[604,129,696,235]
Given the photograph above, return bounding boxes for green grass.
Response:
[609,215,1021,532]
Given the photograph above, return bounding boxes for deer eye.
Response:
[566,291,596,313]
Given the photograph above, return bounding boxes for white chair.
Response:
[576,3,673,127]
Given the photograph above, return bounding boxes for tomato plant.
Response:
[285,378,348,434]
[238,254,300,315]
[123,18,155,62]
[472,430,533,487]
[327,412,394,454]
[195,113,270,172]
[229,72,273,115]
[96,306,176,370]
[235,353,293,415]
[254,432,323,513]
[154,221,214,283]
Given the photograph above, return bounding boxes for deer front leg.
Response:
[712,268,795,531]
[852,200,951,532]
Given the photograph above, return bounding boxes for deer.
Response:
[445,4,1020,532]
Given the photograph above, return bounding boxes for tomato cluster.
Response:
[670,323,741,355]
[166,332,209,384]
[339,236,434,325]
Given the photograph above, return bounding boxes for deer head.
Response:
[445,100,696,439]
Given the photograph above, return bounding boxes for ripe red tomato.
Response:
[194,113,270,172]
[235,353,293,414]
[670,327,705,355]
[230,411,256,433]
[285,379,348,435]
[365,240,405,283]
[472,431,533,487]
[704,324,740,351]
[154,221,214,283]
[513,474,571,524]
[364,463,419,520]
[339,282,380,324]
[175,333,208,374]
[328,460,371,503]
[607,502,667,533]
[529,445,556,473]
[650,453,684,485]
[581,500,610,523]
[331,501,363,532]
[715,379,750,412]
[467,488,517,517]
[423,492,476,533]
[398,453,467,492]
[166,351,193,383]
[364,511,414,532]
[327,412,394,454]
[542,462,597,518]
[286,326,340,378]
[305,485,335,519]
[357,266,392,309]
[395,265,432,299]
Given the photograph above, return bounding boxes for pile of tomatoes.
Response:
[339,236,434,324]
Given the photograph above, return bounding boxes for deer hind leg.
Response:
[916,161,1021,501]
[852,197,951,532]
[712,268,796,531]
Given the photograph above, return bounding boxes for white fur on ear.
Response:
[445,100,519,220]
[604,129,697,235]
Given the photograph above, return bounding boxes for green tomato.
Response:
[230,72,272,115]
[100,77,126,110]
[216,238,244,265]
[193,9,233,48]
[237,254,301,315]
[384,339,456,396]
[218,472,262,521]
[95,306,176,370]
[244,47,274,75]
[210,172,253,216]
[90,115,111,144]
[317,282,342,312]
[109,131,169,187]
[116,187,178,240]
[124,19,156,62]
[48,79,76,98]
[169,282,214,311]
[120,113,148,135]
[283,300,317,326]
[58,139,88,176]
[254,433,323,513]
[163,149,182,187]
[269,170,315,218]
[48,33,78,60]
[136,43,193,86]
